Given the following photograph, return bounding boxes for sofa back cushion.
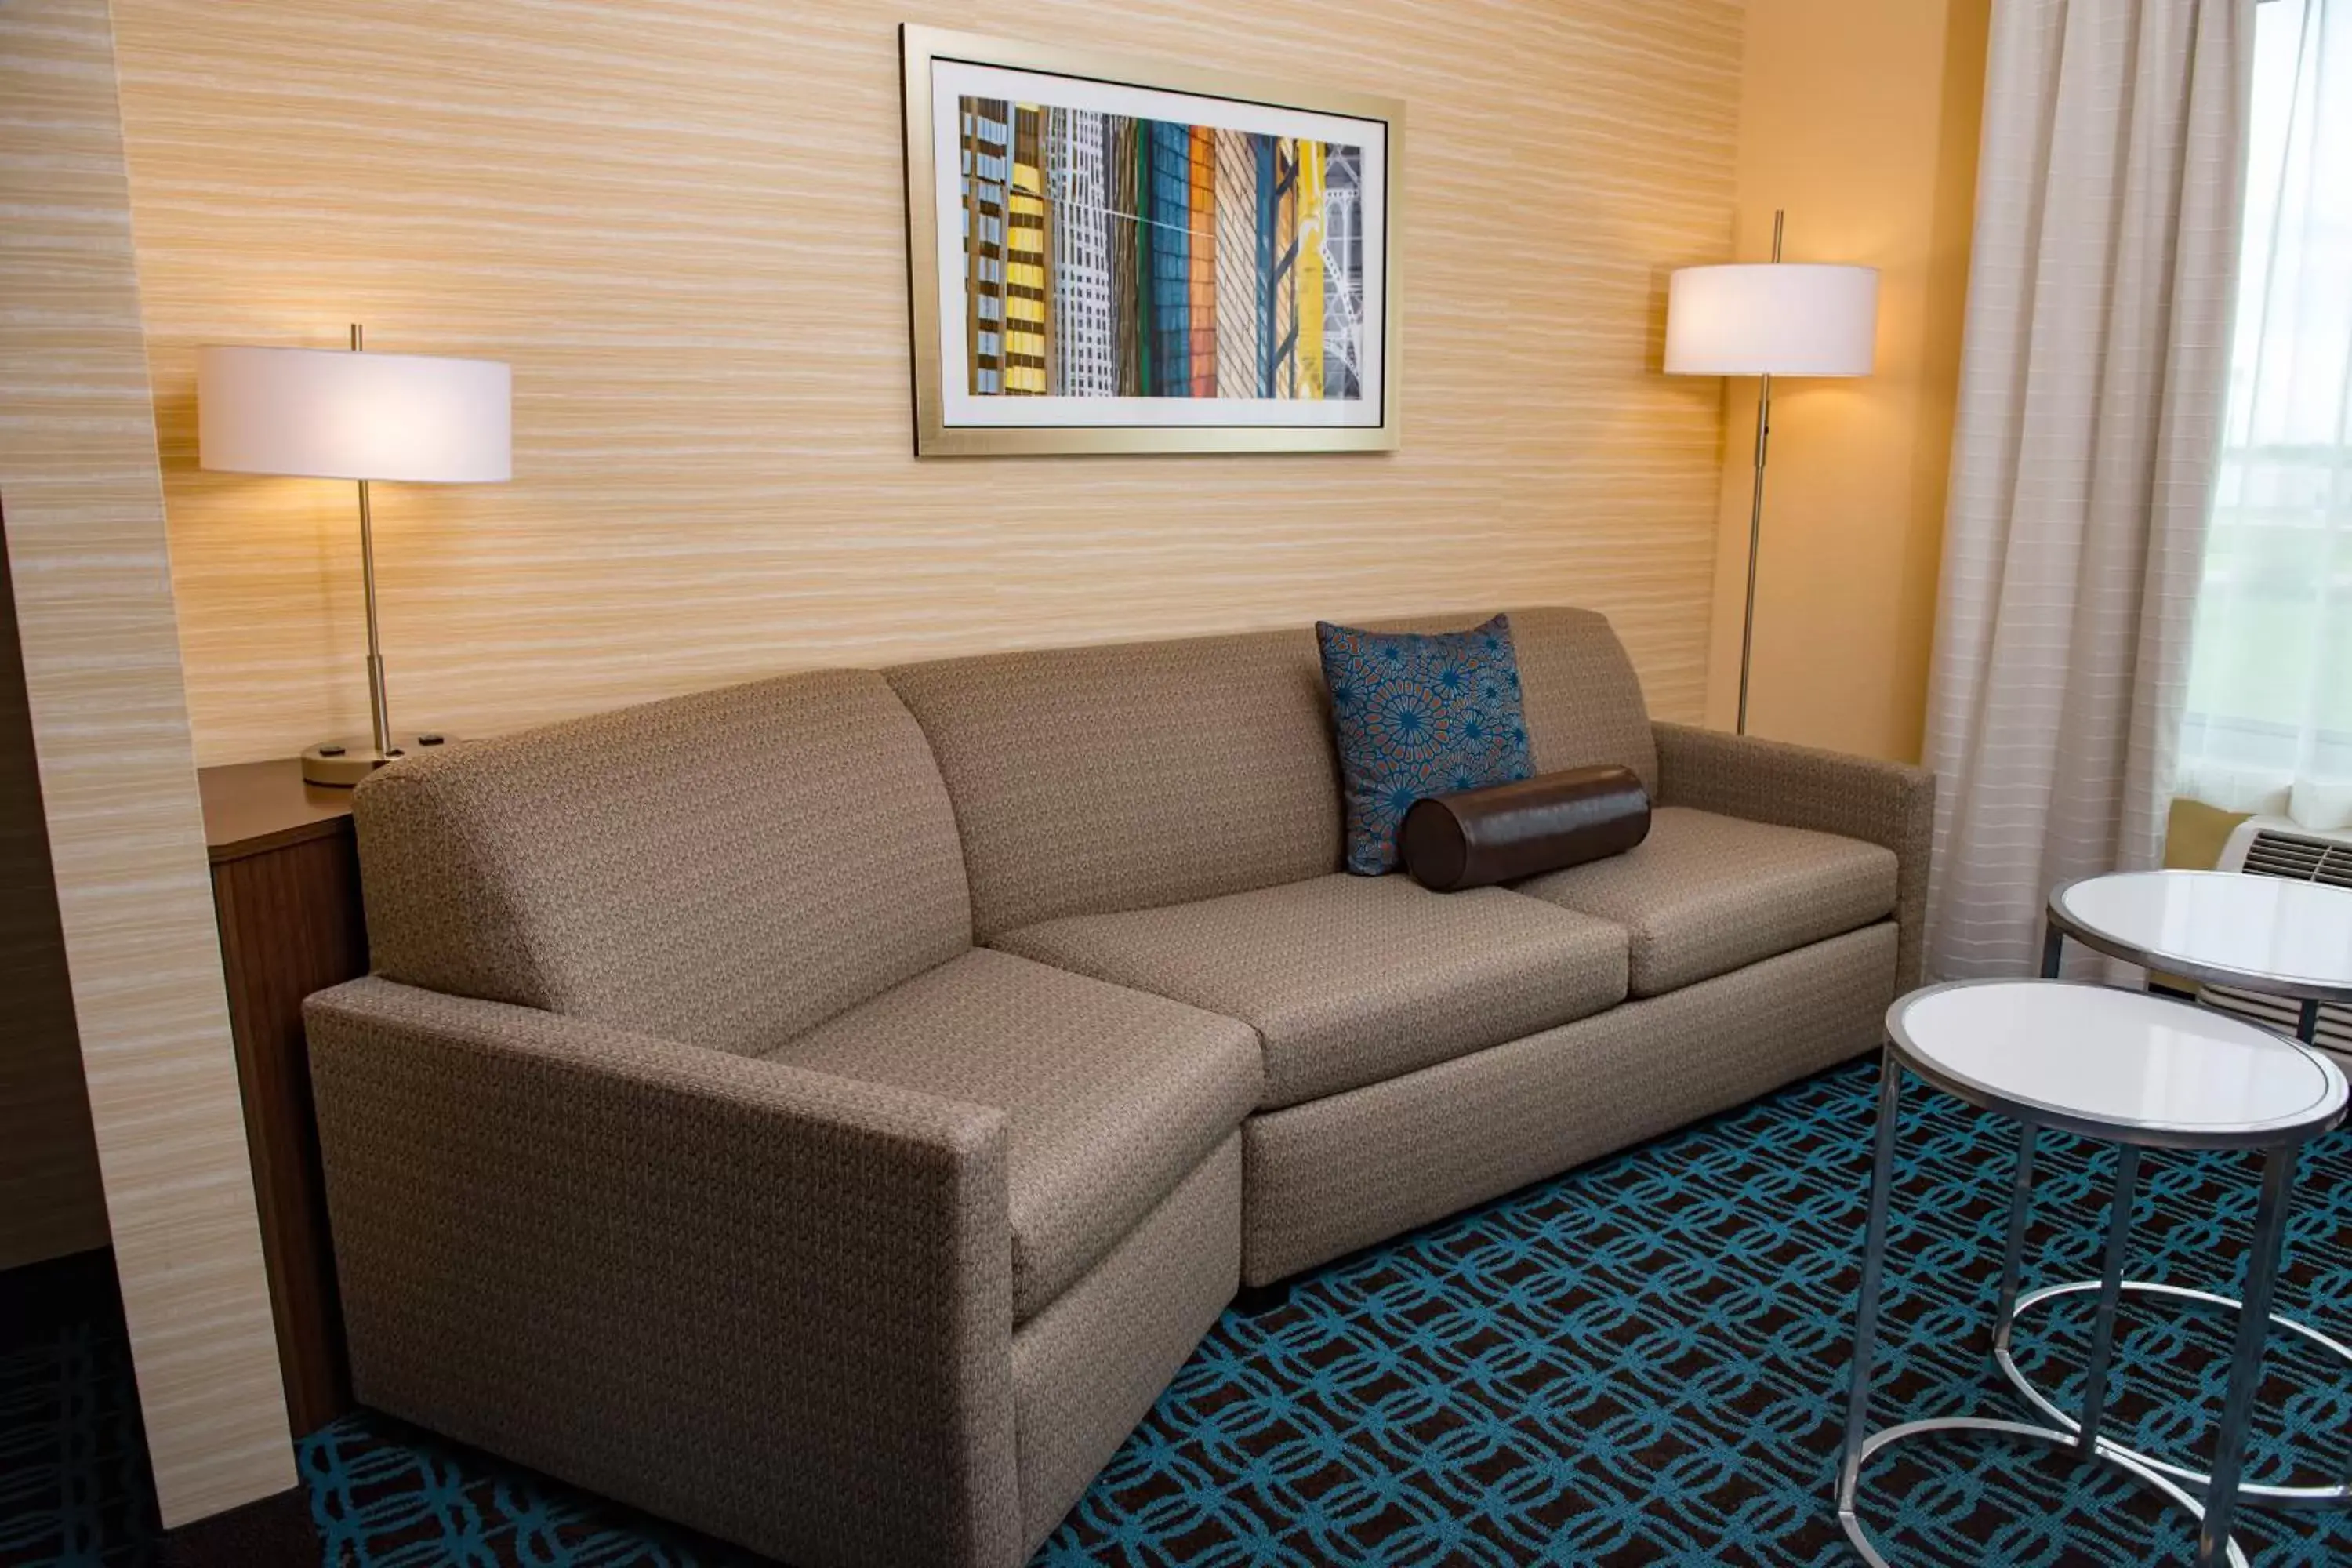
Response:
[353,669,971,1053]
[1502,605,1659,793]
[887,629,1341,940]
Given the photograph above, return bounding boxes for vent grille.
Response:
[2205,826,2352,1058]
[2196,984,2352,1061]
[2241,828,2352,888]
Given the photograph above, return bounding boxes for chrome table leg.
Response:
[1838,1049,1904,1525]
[1993,1121,2038,1353]
[2198,1147,2296,1568]
[2076,1147,2141,1454]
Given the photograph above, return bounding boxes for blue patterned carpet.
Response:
[13,1054,2352,1566]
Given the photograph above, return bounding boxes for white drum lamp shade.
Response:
[196,332,511,785]
[1664,263,1879,378]
[198,345,511,483]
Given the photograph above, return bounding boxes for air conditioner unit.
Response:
[2198,816,2352,1059]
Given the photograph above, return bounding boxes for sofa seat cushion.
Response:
[1511,806,1896,996]
[994,875,1627,1112]
[768,949,1260,1322]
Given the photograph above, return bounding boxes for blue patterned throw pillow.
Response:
[1317,614,1534,875]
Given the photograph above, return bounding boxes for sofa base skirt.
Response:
[1011,1131,1240,1554]
[1241,921,1898,1285]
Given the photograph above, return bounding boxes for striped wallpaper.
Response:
[0,0,295,1523]
[107,0,1746,764]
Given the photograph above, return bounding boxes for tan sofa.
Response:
[303,607,1931,1568]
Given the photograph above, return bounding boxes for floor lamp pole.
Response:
[1735,209,1785,738]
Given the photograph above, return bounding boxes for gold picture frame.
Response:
[901,24,1404,456]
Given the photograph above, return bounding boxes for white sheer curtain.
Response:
[2176,0,2352,832]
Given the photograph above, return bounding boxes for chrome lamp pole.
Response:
[350,323,397,764]
[1735,212,1784,736]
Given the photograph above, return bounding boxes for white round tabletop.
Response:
[2049,870,2352,1001]
[1886,980,2348,1149]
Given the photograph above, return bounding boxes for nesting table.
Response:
[2043,869,2352,1045]
[1838,979,2348,1568]
[2027,869,2352,1509]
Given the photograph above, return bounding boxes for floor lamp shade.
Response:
[1664,264,1878,378]
[198,346,511,483]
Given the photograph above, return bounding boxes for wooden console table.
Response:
[199,759,368,1437]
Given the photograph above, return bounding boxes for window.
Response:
[2177,0,2352,831]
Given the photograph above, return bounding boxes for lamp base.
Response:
[300,731,456,788]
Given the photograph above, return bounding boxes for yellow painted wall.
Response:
[106,0,1748,766]
[1703,0,1989,762]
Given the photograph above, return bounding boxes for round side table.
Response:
[2044,869,2352,1043]
[2018,869,2352,1508]
[1838,980,2347,1568]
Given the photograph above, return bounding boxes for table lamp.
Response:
[1666,212,1878,734]
[198,326,511,785]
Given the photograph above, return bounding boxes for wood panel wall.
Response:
[107,0,1746,764]
[0,0,295,1523]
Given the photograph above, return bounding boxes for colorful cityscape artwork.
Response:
[957,101,1366,404]
[905,30,1396,452]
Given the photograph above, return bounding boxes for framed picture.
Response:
[900,25,1403,456]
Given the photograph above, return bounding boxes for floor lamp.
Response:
[198,328,511,785]
[1666,213,1878,734]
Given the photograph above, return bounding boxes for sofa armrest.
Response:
[1652,721,1936,989]
[304,975,1022,1568]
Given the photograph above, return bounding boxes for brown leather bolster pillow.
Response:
[1400,764,1651,892]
